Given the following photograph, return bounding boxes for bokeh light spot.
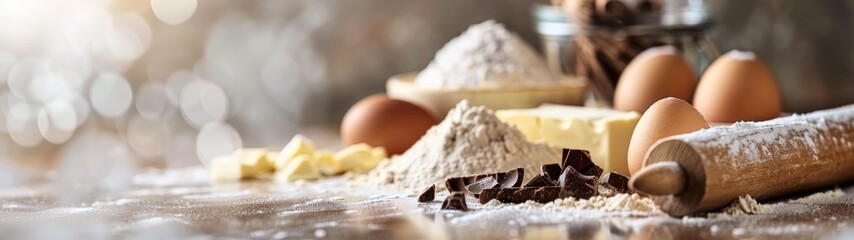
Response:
[90,73,133,118]
[196,122,241,166]
[151,0,197,25]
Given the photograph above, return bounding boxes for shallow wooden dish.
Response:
[386,72,586,117]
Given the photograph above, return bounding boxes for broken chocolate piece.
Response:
[441,192,468,211]
[541,163,562,182]
[466,176,498,195]
[461,176,477,186]
[500,168,524,188]
[558,166,598,199]
[417,185,435,202]
[523,174,555,187]
[584,166,604,178]
[599,172,630,194]
[561,149,603,177]
[447,168,525,193]
[445,177,467,193]
[479,187,562,204]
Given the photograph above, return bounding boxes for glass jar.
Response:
[534,0,717,106]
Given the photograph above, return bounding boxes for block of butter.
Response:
[334,143,374,172]
[210,156,256,181]
[234,148,274,174]
[275,135,316,170]
[495,104,640,175]
[276,154,320,181]
[313,150,341,176]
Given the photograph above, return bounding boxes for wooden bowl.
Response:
[386,72,586,117]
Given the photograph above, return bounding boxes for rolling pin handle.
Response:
[629,161,687,196]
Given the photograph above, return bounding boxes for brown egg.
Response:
[694,50,781,123]
[627,97,708,175]
[614,46,696,113]
[341,94,439,155]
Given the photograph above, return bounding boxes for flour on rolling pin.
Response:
[631,104,854,216]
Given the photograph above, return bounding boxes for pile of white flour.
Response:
[415,20,556,90]
[361,100,559,192]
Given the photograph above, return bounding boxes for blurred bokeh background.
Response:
[0,0,852,189]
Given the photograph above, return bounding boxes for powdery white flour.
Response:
[709,195,772,219]
[511,193,659,212]
[708,188,846,219]
[415,20,556,90]
[360,100,559,192]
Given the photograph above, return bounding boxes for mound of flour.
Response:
[361,100,559,192]
[415,20,555,90]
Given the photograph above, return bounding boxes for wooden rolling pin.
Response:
[629,104,854,216]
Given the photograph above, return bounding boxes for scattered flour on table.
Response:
[358,100,559,193]
[511,194,658,212]
[709,195,772,219]
[414,20,556,90]
[709,188,846,219]
[788,187,845,203]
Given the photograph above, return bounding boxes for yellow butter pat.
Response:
[356,147,387,172]
[334,143,374,172]
[276,154,320,181]
[234,148,273,173]
[496,105,640,175]
[313,150,343,176]
[210,156,256,181]
[370,147,387,160]
[275,135,316,170]
[265,152,279,168]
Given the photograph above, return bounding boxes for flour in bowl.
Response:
[415,20,556,90]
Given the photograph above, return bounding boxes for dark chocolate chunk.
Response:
[445,177,466,194]
[479,187,562,204]
[441,192,468,211]
[461,176,477,186]
[541,163,562,182]
[558,166,598,199]
[599,172,630,194]
[466,176,498,195]
[523,174,556,187]
[584,165,604,178]
[561,149,603,177]
[447,168,525,193]
[561,149,594,172]
[499,170,518,188]
[500,168,524,188]
[417,185,435,202]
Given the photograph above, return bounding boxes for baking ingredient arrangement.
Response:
[205,13,854,238]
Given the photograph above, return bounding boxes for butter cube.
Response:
[233,148,273,173]
[314,150,343,176]
[210,156,256,182]
[265,152,279,168]
[495,105,640,175]
[371,147,388,159]
[276,154,320,181]
[495,111,540,142]
[275,135,316,170]
[334,143,374,172]
[356,147,388,172]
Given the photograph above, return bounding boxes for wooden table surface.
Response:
[0,167,851,239]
